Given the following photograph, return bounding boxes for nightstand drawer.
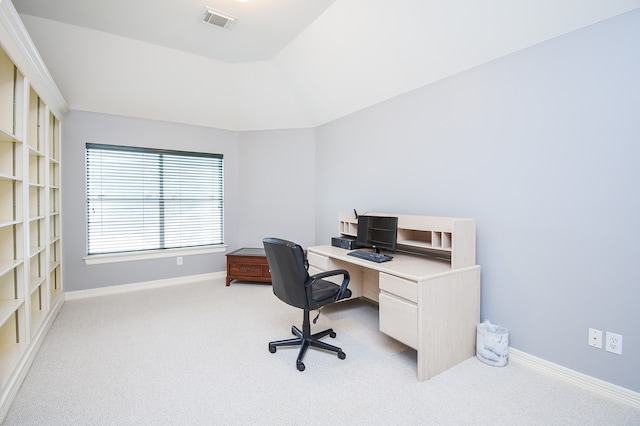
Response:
[262,265,271,277]
[229,263,263,277]
[228,256,267,265]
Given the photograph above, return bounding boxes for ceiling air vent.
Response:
[202,7,237,30]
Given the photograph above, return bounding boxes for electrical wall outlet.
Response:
[177,256,183,266]
[605,332,623,355]
[588,328,602,348]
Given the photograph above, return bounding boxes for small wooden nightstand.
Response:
[225,248,272,286]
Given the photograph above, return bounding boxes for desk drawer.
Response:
[379,292,418,349]
[307,251,329,270]
[379,273,417,303]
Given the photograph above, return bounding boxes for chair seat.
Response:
[311,279,351,305]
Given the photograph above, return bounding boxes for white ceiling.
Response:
[12,0,640,131]
[12,0,336,63]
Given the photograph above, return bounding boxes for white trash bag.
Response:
[476,320,509,367]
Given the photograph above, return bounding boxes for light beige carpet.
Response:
[4,279,640,425]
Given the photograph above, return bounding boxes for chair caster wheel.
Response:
[269,344,276,353]
[297,361,305,371]
[329,331,337,338]
[338,351,346,360]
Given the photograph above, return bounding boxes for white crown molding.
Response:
[0,0,68,118]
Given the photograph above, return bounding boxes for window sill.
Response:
[84,245,227,265]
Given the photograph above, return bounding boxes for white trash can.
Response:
[476,320,509,367]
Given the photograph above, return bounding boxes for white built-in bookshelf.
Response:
[0,1,66,419]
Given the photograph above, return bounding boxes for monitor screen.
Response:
[355,215,398,253]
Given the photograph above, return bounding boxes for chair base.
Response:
[269,314,346,371]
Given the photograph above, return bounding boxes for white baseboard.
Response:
[64,271,225,301]
[509,348,640,408]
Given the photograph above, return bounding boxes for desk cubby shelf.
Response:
[339,212,476,269]
[0,6,65,417]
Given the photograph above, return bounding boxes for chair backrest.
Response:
[263,237,310,310]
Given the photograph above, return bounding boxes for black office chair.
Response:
[263,237,352,371]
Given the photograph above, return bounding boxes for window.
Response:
[86,143,223,255]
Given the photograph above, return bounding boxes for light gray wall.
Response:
[315,10,640,391]
[62,112,317,291]
[62,111,240,291]
[235,129,316,249]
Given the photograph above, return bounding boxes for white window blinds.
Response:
[86,144,224,255]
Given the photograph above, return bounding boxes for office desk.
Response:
[307,245,481,381]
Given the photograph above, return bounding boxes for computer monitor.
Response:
[355,215,398,253]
